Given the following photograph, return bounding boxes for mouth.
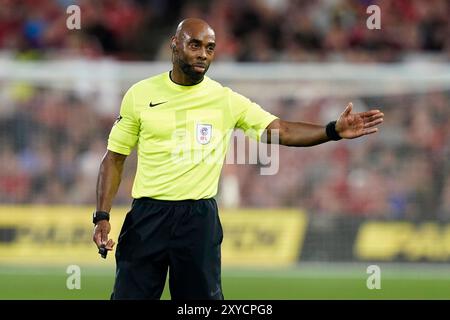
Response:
[192,63,207,73]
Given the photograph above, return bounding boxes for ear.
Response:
[170,37,177,52]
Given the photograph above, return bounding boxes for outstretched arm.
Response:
[93,150,127,253]
[264,102,383,146]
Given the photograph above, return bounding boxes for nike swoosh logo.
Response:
[149,101,167,107]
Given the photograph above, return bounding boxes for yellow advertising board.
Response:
[355,222,450,261]
[220,209,307,266]
[0,206,128,266]
[0,206,307,267]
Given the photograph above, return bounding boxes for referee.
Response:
[92,18,383,300]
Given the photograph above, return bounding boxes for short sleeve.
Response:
[229,89,278,141]
[107,88,140,155]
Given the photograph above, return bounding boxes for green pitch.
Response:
[1,264,450,300]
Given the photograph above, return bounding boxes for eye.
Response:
[190,42,200,49]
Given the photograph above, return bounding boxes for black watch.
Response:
[93,211,110,225]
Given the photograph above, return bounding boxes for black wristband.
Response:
[93,211,110,225]
[326,121,342,141]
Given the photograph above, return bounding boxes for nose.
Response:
[198,47,207,60]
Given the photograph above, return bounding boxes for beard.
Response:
[177,56,209,83]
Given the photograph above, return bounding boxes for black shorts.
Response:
[111,197,224,300]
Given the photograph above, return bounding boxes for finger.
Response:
[363,128,378,135]
[364,118,383,128]
[364,112,384,122]
[94,230,102,248]
[364,112,384,121]
[361,109,381,117]
[101,228,108,246]
[105,239,115,250]
[343,102,353,116]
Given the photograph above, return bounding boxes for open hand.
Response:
[335,102,384,139]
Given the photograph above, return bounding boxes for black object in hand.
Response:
[98,245,108,259]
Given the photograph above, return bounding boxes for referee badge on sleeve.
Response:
[196,124,212,145]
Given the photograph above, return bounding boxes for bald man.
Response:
[93,18,383,300]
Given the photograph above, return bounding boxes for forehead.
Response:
[181,27,215,43]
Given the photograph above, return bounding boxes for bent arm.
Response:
[96,150,127,212]
[264,119,330,147]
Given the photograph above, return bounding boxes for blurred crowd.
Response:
[0,0,448,62]
[0,0,449,221]
[1,82,449,221]
[229,91,450,221]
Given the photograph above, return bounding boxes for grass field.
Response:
[1,263,450,300]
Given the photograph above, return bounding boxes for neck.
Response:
[170,65,204,86]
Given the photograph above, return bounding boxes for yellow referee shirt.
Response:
[107,71,278,200]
